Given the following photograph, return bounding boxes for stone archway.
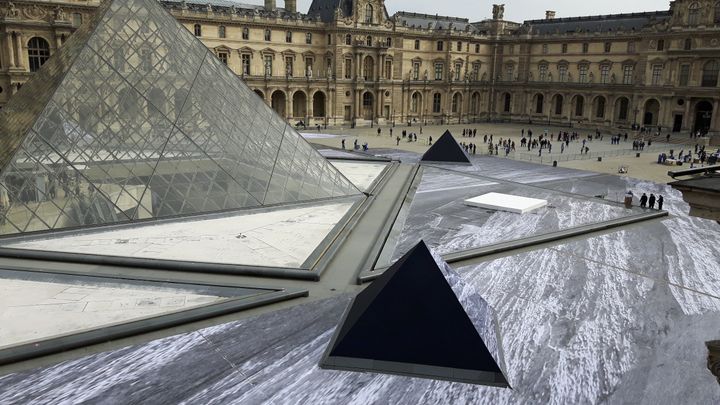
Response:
[694,100,714,134]
[271,90,286,117]
[643,99,660,126]
[292,91,307,118]
[362,91,374,120]
[313,91,326,118]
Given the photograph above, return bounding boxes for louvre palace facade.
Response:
[1,0,719,137]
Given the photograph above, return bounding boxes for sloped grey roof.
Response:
[395,12,479,33]
[162,0,269,12]
[307,0,352,22]
[523,11,670,35]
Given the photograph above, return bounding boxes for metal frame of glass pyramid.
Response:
[0,0,359,236]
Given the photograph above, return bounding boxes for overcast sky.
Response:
[288,0,671,22]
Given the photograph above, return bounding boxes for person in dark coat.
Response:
[649,194,656,209]
[657,195,664,210]
[640,193,648,208]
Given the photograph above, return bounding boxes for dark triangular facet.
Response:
[420,130,471,164]
[320,241,509,387]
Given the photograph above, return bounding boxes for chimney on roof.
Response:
[265,0,276,11]
[545,10,556,20]
[285,0,296,13]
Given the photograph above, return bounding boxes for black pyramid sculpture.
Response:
[420,130,471,164]
[320,241,510,387]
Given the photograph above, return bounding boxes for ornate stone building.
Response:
[1,0,719,136]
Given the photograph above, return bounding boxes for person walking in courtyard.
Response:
[657,195,664,210]
[640,193,648,208]
[649,193,656,209]
[341,139,345,149]
[428,135,432,145]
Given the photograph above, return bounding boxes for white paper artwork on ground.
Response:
[464,192,548,214]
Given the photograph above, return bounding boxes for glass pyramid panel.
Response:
[0,0,359,236]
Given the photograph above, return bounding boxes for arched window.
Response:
[715,1,720,24]
[345,34,352,45]
[702,60,719,87]
[386,37,392,47]
[574,96,584,117]
[366,35,373,47]
[451,93,461,113]
[28,37,50,72]
[535,94,544,114]
[503,93,511,113]
[411,92,420,113]
[688,2,700,26]
[433,93,442,113]
[218,25,226,38]
[193,24,202,37]
[553,95,563,115]
[365,4,374,24]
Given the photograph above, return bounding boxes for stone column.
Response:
[14,32,24,69]
[307,91,313,120]
[5,33,15,68]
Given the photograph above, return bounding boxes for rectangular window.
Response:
[72,13,83,27]
[412,62,420,80]
[264,55,273,76]
[559,65,568,82]
[385,60,392,79]
[505,64,514,81]
[652,65,662,85]
[627,41,636,53]
[434,63,444,80]
[582,43,589,53]
[684,38,692,50]
[327,34,331,44]
[657,39,664,51]
[286,31,292,43]
[508,45,514,54]
[437,41,444,51]
[679,64,690,86]
[475,43,480,53]
[264,29,271,41]
[306,33,312,44]
[218,52,228,65]
[454,63,462,80]
[218,26,226,39]
[561,43,568,54]
[472,63,480,81]
[600,65,610,84]
[542,44,548,54]
[241,54,251,75]
[623,65,633,84]
[539,64,547,81]
[414,40,420,50]
[344,58,352,79]
[433,93,441,113]
[604,42,612,53]
[285,56,293,77]
[457,41,462,52]
[242,27,249,40]
[579,65,588,83]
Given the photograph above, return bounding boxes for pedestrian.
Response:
[428,135,432,145]
[377,128,381,136]
[396,136,400,146]
[341,139,346,149]
[640,193,648,208]
[657,195,664,210]
[649,193,656,209]
[390,128,393,137]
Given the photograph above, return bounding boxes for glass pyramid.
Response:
[0,0,359,236]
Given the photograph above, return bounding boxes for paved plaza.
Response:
[307,123,711,184]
